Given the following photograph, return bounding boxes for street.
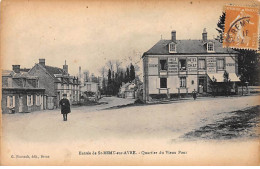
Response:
[1,95,260,165]
[2,96,259,141]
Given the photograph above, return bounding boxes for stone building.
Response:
[28,59,80,109]
[2,65,45,113]
[142,29,240,102]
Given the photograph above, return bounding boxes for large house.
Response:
[28,59,80,109]
[80,73,101,101]
[2,65,45,113]
[142,29,240,102]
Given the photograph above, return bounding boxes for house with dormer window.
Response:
[142,29,240,102]
[28,59,80,109]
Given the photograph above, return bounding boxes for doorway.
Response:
[18,96,23,113]
[198,77,207,93]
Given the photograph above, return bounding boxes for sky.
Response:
[1,0,259,77]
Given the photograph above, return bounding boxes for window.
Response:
[207,43,214,52]
[87,84,91,91]
[198,59,206,70]
[180,77,186,88]
[217,59,225,70]
[159,59,167,70]
[36,80,39,88]
[169,43,176,53]
[7,96,15,108]
[179,59,186,70]
[160,78,167,88]
[27,95,33,106]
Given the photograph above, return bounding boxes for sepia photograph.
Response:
[0,0,259,166]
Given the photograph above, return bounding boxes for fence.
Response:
[237,86,260,95]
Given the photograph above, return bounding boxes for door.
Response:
[47,97,54,109]
[19,96,23,113]
[41,95,44,110]
[198,77,207,93]
[43,96,47,110]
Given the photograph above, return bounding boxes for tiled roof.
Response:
[13,72,38,79]
[44,65,66,78]
[143,39,238,56]
[1,70,14,76]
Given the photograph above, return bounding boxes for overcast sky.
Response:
[1,0,259,77]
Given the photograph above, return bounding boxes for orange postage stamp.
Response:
[223,5,259,50]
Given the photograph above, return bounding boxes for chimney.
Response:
[63,60,68,74]
[79,66,81,79]
[202,28,207,42]
[171,30,176,42]
[39,58,45,67]
[12,65,20,73]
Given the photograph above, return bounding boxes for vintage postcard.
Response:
[0,0,259,166]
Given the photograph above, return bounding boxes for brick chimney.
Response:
[39,58,45,67]
[63,60,68,74]
[12,65,20,73]
[202,28,207,42]
[171,30,176,42]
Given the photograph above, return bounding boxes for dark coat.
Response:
[59,98,71,114]
[192,91,197,99]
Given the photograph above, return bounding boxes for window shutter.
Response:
[12,96,15,107]
[157,78,160,88]
[7,96,10,108]
[27,95,29,106]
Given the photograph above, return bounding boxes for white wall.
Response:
[148,58,158,75]
[225,57,236,73]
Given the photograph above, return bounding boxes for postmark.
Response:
[223,5,259,50]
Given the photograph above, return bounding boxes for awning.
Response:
[208,73,224,82]
[229,73,240,82]
[208,73,240,82]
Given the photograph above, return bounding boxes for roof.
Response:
[143,39,238,56]
[121,82,135,89]
[13,72,38,79]
[1,70,14,76]
[44,65,66,78]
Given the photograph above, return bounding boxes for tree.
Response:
[209,76,217,97]
[216,12,260,86]
[125,67,130,83]
[107,69,112,95]
[106,60,114,72]
[223,71,231,96]
[215,12,226,43]
[130,63,135,82]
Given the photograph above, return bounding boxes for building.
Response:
[80,73,101,101]
[142,29,240,102]
[118,82,136,99]
[1,66,45,114]
[28,59,80,109]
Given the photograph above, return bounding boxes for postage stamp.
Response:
[223,5,259,50]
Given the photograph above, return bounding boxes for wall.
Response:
[29,64,55,96]
[225,56,236,73]
[144,55,238,98]
[2,90,44,114]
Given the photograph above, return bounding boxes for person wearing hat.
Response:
[59,94,71,121]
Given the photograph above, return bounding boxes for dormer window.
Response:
[169,42,176,53]
[207,42,214,52]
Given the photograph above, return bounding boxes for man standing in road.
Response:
[192,89,197,100]
[59,94,71,121]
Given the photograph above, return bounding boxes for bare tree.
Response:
[99,66,106,78]
[106,60,114,72]
[115,60,122,73]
